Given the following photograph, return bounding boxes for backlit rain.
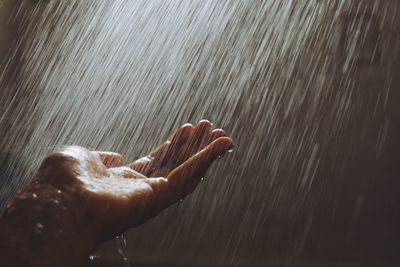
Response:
[0,0,399,266]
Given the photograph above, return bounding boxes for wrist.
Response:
[0,179,96,267]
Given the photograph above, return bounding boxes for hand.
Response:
[0,120,233,267]
[36,120,234,243]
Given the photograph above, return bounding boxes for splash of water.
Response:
[115,232,130,267]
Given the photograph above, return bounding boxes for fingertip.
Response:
[193,120,213,141]
[189,136,234,168]
[211,128,226,134]
[196,120,212,129]
[209,137,234,155]
[164,136,233,200]
[198,119,211,125]
[208,129,226,142]
[181,123,194,129]
[170,123,194,142]
[181,123,195,133]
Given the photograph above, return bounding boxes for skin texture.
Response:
[0,120,234,267]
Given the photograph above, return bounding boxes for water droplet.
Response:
[56,190,62,194]
[227,149,234,153]
[115,233,130,267]
[32,193,37,198]
[52,199,60,204]
[34,223,45,234]
[179,198,184,202]
[89,250,100,261]
[200,177,204,181]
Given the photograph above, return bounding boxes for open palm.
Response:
[36,120,233,244]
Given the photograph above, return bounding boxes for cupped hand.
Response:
[36,120,233,244]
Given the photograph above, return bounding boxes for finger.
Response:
[128,124,194,175]
[173,120,212,164]
[167,123,195,152]
[166,137,234,199]
[95,151,124,168]
[168,123,194,142]
[153,123,194,164]
[193,120,212,135]
[202,129,226,148]
[162,124,194,165]
[191,120,212,147]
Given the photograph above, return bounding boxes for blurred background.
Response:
[1,0,399,266]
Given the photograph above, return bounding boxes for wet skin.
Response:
[0,120,234,267]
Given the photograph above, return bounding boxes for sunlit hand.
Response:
[37,120,233,243]
[0,120,233,267]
